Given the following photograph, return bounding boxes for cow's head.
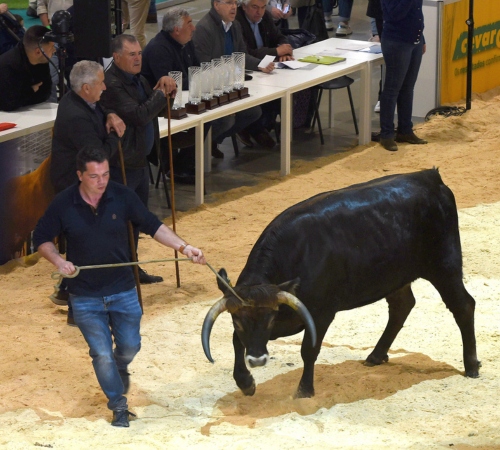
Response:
[201,268,317,368]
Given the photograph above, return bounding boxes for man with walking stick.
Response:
[34,146,205,427]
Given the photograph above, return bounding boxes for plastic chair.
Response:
[310,75,359,145]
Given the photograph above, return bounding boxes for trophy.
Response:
[212,57,229,105]
[201,61,218,109]
[167,71,187,119]
[222,54,239,102]
[232,52,249,99]
[185,66,206,114]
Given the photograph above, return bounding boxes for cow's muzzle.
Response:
[246,354,269,368]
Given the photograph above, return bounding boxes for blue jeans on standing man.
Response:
[379,38,424,139]
[70,287,142,411]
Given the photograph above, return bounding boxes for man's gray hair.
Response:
[162,7,190,32]
[70,60,103,93]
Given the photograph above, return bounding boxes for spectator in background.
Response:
[379,0,428,152]
[0,3,25,55]
[236,0,292,140]
[142,7,234,161]
[192,0,277,150]
[36,0,73,27]
[121,0,149,48]
[334,0,353,36]
[0,25,55,111]
[99,34,177,284]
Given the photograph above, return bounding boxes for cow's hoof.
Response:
[294,386,314,399]
[465,361,481,378]
[364,353,389,367]
[240,380,256,396]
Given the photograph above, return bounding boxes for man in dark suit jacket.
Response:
[236,0,293,62]
[99,34,176,284]
[0,25,54,111]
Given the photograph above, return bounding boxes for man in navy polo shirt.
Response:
[33,146,205,427]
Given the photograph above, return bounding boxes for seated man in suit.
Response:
[0,25,55,111]
[192,0,277,150]
[236,0,293,137]
[142,7,233,160]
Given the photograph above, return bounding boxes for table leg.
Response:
[281,91,291,176]
[358,64,372,145]
[195,123,204,206]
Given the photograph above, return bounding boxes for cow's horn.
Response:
[277,292,317,347]
[201,297,228,363]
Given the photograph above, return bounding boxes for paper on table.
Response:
[258,55,276,68]
[359,44,382,53]
[276,60,311,69]
[336,41,375,51]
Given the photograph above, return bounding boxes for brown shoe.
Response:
[395,132,428,144]
[380,138,398,152]
[253,129,276,149]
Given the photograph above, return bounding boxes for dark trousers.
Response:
[380,38,424,139]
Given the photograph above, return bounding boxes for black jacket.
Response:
[50,90,119,193]
[0,42,52,111]
[142,30,199,90]
[235,7,289,59]
[99,63,167,169]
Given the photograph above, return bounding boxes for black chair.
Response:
[310,75,359,145]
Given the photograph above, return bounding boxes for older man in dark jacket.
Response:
[99,33,176,284]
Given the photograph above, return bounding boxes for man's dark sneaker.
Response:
[236,129,254,148]
[119,370,130,394]
[111,410,136,427]
[146,13,157,23]
[253,129,276,149]
[138,267,163,284]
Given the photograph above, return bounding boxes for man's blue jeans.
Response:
[380,38,424,139]
[70,287,142,411]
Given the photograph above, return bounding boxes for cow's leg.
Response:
[366,284,415,366]
[428,276,480,378]
[232,331,256,396]
[296,312,335,399]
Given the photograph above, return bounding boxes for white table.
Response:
[157,39,384,205]
[0,102,58,143]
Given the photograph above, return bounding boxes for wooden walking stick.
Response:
[117,141,144,312]
[165,94,182,288]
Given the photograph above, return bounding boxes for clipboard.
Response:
[298,56,346,65]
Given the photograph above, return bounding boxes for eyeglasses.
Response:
[217,0,238,6]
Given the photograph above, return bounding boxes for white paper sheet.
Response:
[258,55,276,68]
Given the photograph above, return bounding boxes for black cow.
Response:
[202,169,480,398]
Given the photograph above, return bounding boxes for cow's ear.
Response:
[216,268,231,294]
[278,277,300,295]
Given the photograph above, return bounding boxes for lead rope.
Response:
[51,258,247,305]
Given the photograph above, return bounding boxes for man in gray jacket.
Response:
[192,0,277,149]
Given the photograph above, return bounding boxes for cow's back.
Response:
[238,169,461,310]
